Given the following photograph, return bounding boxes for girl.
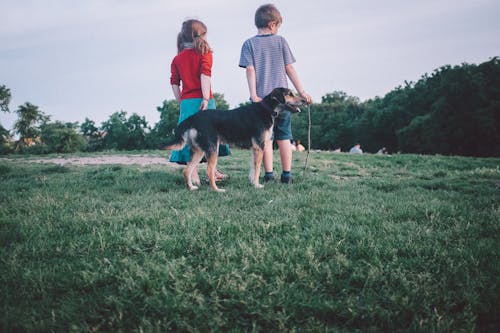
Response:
[170,19,230,182]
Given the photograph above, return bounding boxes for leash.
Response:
[303,104,311,174]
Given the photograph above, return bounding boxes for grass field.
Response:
[1,149,499,332]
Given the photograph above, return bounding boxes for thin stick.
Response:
[303,104,311,174]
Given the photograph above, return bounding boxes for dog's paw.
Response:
[249,177,262,187]
[215,188,226,193]
[188,185,199,191]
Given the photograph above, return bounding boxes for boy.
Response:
[239,4,312,184]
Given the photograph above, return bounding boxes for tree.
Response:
[293,92,366,151]
[101,111,129,150]
[125,113,149,149]
[150,99,180,147]
[0,85,11,113]
[13,102,49,151]
[321,91,359,105]
[429,60,500,156]
[392,58,500,156]
[0,123,10,154]
[80,118,103,151]
[213,92,230,110]
[396,114,433,154]
[0,85,12,153]
[80,118,99,137]
[99,111,151,150]
[39,121,86,153]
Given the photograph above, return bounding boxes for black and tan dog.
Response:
[164,88,306,192]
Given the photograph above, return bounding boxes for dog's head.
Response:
[263,88,307,116]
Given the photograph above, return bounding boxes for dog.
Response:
[164,87,306,192]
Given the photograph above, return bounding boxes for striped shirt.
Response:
[239,34,296,98]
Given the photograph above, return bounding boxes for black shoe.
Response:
[280,174,292,184]
[264,173,275,182]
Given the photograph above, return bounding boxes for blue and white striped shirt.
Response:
[239,34,296,99]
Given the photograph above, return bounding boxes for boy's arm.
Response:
[285,64,312,104]
[245,66,261,102]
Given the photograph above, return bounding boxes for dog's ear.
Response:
[272,96,284,105]
[271,88,288,104]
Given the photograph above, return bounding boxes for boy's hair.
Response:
[177,19,211,55]
[255,4,282,28]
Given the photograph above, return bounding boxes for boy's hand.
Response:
[299,91,312,104]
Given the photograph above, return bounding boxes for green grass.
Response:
[1,149,499,332]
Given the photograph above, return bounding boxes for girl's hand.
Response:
[200,99,209,110]
[251,95,262,103]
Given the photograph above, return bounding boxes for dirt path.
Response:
[3,155,183,167]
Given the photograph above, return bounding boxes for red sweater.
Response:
[170,49,213,100]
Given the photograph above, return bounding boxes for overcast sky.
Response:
[1,0,499,130]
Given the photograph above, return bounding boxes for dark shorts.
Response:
[273,111,292,140]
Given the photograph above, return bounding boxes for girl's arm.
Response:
[171,84,181,102]
[285,64,312,104]
[199,51,213,110]
[200,74,211,110]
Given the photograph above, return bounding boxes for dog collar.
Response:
[260,100,274,111]
[260,100,280,118]
[260,100,275,113]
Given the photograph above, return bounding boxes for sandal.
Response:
[205,170,229,183]
[215,169,229,182]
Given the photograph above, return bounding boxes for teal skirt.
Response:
[169,98,231,164]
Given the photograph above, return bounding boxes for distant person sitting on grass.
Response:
[295,140,305,152]
[349,143,363,154]
[377,147,388,155]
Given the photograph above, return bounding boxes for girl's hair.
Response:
[255,4,282,28]
[177,19,211,54]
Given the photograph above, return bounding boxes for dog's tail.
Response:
[163,118,191,150]
[163,138,185,151]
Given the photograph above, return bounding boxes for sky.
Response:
[1,0,499,131]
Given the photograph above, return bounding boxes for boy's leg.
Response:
[277,139,292,172]
[274,111,293,183]
[277,140,292,183]
[277,139,292,183]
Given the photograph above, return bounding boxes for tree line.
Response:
[291,57,499,157]
[1,57,498,157]
[0,90,229,155]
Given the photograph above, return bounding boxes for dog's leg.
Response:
[249,148,255,184]
[184,148,204,190]
[251,145,264,189]
[206,151,224,192]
